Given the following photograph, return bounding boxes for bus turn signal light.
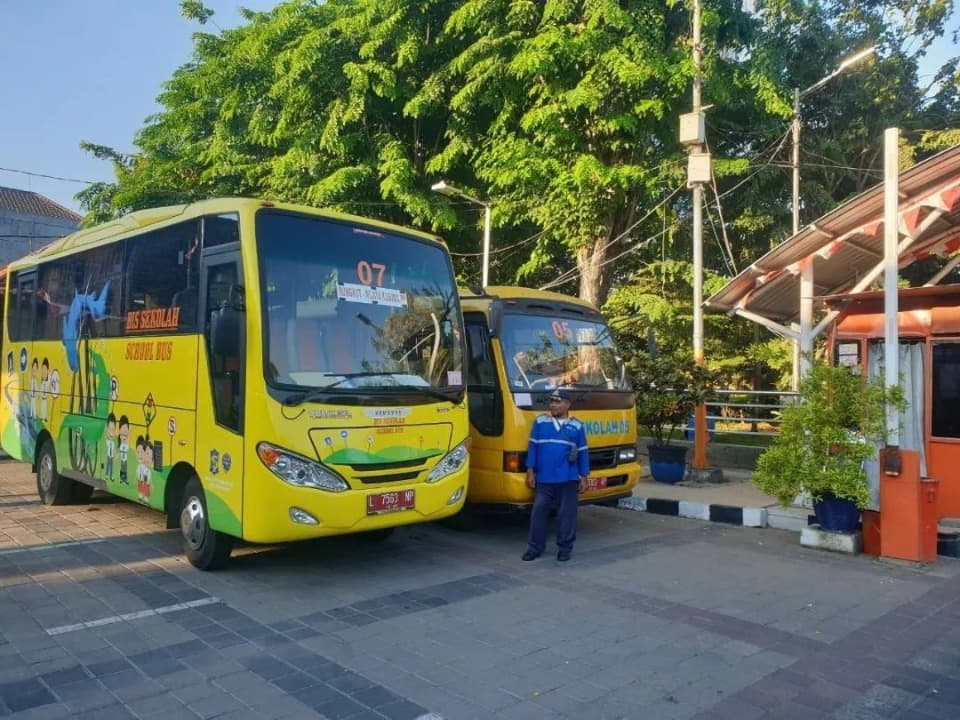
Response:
[503,452,525,473]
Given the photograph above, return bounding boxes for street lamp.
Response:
[790,45,876,389]
[792,46,876,235]
[431,180,492,287]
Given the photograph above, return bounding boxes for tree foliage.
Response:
[77,0,959,387]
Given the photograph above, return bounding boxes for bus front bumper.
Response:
[242,466,468,544]
[472,463,641,508]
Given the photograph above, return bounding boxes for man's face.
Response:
[549,398,570,418]
[119,425,129,445]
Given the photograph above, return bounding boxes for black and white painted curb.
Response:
[617,495,767,528]
[617,495,960,558]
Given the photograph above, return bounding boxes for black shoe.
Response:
[522,550,541,561]
[557,551,571,562]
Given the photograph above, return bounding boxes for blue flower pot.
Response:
[813,492,861,532]
[648,444,687,484]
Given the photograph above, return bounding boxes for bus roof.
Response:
[5,198,445,271]
[459,285,599,312]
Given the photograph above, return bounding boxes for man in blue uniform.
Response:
[522,387,590,562]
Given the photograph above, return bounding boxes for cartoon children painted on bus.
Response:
[135,435,153,504]
[142,438,154,504]
[29,358,38,419]
[104,413,117,482]
[39,358,49,421]
[118,415,130,484]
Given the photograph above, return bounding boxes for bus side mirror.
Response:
[489,299,504,338]
[210,306,242,356]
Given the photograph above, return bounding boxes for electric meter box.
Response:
[687,152,712,187]
[679,112,705,146]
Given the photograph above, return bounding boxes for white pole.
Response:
[884,127,900,446]
[482,204,491,288]
[792,88,801,237]
[692,0,703,369]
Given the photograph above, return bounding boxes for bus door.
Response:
[463,312,505,499]
[197,248,245,537]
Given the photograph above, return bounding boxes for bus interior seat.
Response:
[171,286,198,329]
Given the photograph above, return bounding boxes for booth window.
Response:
[932,342,960,438]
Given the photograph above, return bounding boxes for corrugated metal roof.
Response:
[0,186,81,222]
[706,144,960,322]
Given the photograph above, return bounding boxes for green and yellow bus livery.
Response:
[1,199,469,568]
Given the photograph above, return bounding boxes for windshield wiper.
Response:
[323,372,398,390]
[379,385,463,405]
[283,375,463,406]
[282,373,392,405]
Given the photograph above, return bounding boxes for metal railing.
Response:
[699,389,799,440]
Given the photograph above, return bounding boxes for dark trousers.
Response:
[527,481,579,555]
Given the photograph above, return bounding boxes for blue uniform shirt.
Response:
[526,414,590,483]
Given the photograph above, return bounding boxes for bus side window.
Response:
[464,315,503,436]
[9,272,35,342]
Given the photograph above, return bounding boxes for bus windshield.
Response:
[500,312,630,392]
[257,211,464,392]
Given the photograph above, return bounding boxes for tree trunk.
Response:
[577,235,611,308]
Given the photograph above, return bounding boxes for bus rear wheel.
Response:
[179,477,233,570]
[36,440,74,506]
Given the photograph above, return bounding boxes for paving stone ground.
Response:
[1,457,960,719]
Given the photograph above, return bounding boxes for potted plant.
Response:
[630,351,717,483]
[753,360,905,531]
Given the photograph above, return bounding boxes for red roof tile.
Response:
[0,186,81,222]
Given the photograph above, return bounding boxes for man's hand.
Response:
[525,471,536,489]
[578,477,587,493]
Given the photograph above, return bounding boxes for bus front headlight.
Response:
[257,442,349,492]
[425,442,469,484]
[618,447,637,462]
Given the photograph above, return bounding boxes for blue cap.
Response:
[549,388,571,401]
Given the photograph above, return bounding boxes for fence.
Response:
[691,389,799,442]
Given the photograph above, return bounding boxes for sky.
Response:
[0,1,957,217]
[0,0,274,215]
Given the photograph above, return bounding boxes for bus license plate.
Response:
[581,477,607,493]
[366,490,415,515]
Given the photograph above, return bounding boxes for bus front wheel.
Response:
[179,477,233,570]
[36,439,74,506]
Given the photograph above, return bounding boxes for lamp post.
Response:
[431,180,492,287]
[792,46,876,235]
[790,46,875,389]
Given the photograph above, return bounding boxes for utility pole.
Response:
[685,0,718,479]
[691,0,707,472]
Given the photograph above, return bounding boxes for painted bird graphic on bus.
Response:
[61,281,110,415]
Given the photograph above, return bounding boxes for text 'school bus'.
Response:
[457,286,640,512]
[0,199,469,569]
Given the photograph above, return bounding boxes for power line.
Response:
[0,167,97,185]
[449,231,542,258]
[538,185,685,292]
[0,234,69,240]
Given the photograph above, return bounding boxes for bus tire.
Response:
[179,477,233,570]
[36,439,73,506]
[70,482,94,504]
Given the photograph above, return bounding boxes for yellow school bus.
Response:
[458,286,640,513]
[0,199,469,568]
